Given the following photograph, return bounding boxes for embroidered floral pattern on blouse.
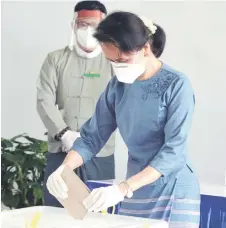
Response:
[141,70,176,100]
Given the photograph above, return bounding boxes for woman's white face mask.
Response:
[110,52,146,84]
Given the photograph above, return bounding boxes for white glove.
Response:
[61,130,80,152]
[83,185,124,212]
[46,165,68,199]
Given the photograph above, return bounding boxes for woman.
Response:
[47,11,200,227]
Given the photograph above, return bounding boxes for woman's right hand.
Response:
[46,165,68,199]
[47,150,84,199]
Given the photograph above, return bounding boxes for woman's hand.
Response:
[46,165,68,199]
[83,183,127,212]
[47,150,84,199]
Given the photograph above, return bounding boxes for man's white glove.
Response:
[46,165,68,199]
[61,130,80,152]
[83,185,124,212]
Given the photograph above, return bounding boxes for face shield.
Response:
[69,10,104,53]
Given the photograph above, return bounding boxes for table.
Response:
[0,206,168,228]
[200,183,226,228]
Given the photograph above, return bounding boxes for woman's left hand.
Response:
[83,184,126,212]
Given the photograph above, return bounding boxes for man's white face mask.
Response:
[76,26,98,50]
[69,11,104,59]
[110,52,146,84]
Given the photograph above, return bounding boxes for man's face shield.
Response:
[69,10,104,51]
[75,17,100,30]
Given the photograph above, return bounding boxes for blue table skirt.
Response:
[200,194,226,228]
[86,181,226,227]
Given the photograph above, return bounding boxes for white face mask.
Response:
[76,26,98,50]
[74,39,101,58]
[74,26,101,58]
[111,53,146,84]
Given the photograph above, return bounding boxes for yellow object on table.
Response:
[25,212,42,228]
[101,205,116,215]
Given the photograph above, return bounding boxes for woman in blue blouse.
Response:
[47,11,200,227]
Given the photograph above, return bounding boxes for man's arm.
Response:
[36,54,67,138]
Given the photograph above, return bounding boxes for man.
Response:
[36,1,115,207]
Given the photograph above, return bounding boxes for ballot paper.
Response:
[56,165,90,220]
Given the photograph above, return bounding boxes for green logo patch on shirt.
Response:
[83,71,100,78]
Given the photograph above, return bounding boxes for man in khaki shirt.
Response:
[37,1,115,207]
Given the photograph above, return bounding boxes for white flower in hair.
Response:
[140,16,157,35]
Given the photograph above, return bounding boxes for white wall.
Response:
[2,1,226,184]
